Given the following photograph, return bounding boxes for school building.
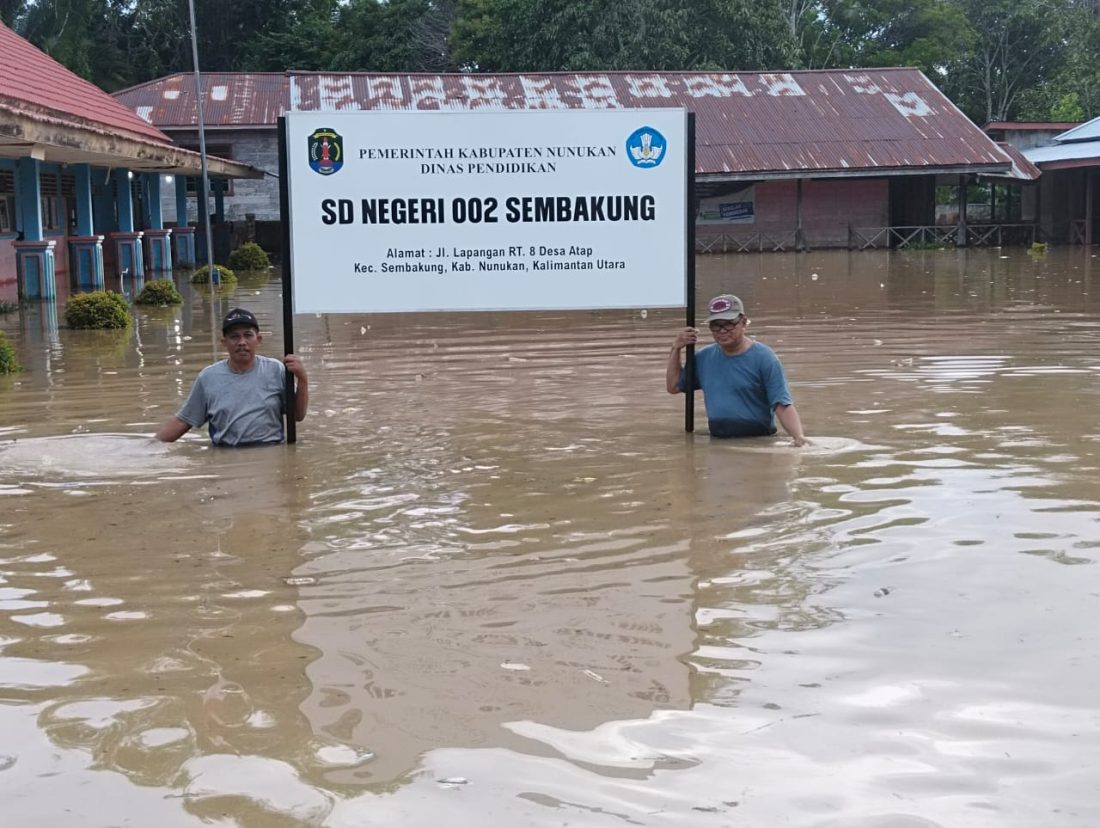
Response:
[0,21,259,302]
[113,69,1031,255]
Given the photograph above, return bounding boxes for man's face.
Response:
[708,315,746,348]
[222,325,261,367]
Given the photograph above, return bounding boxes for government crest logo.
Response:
[308,128,343,175]
[625,126,667,169]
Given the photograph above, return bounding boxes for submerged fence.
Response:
[692,222,1095,253]
[849,224,1039,250]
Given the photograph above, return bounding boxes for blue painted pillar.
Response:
[14,158,55,299]
[173,176,195,267]
[16,158,43,240]
[69,164,104,291]
[142,173,172,273]
[110,168,144,280]
[175,176,189,226]
[92,169,116,233]
[173,226,196,268]
[115,168,134,233]
[143,173,163,228]
[74,165,93,236]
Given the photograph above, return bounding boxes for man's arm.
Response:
[154,416,191,442]
[774,403,807,447]
[284,354,309,422]
[666,328,698,394]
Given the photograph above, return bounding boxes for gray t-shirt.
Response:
[177,354,286,446]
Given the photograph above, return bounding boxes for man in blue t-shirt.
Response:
[666,294,807,446]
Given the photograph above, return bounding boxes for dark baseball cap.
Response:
[222,307,259,334]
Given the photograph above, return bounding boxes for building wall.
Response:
[161,127,895,251]
[0,237,16,297]
[1001,128,1064,151]
[697,178,889,249]
[1039,169,1086,242]
[160,129,280,223]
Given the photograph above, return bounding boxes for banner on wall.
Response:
[282,109,688,314]
[696,189,754,225]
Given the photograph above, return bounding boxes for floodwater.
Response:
[1,248,1099,826]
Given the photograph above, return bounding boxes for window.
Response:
[39,171,61,232]
[40,196,60,231]
[0,169,13,233]
[179,143,235,197]
[0,196,13,233]
[0,168,14,233]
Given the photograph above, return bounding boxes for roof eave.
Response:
[699,164,1011,182]
[1035,157,1100,171]
[0,111,263,178]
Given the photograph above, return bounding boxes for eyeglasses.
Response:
[708,317,744,333]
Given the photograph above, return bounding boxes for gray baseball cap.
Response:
[705,294,745,323]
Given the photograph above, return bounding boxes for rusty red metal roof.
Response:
[114,68,1013,178]
[988,142,1042,180]
[0,21,171,144]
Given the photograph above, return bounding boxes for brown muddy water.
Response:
[1,248,1099,826]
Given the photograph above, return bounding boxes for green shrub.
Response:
[228,242,270,272]
[135,278,183,306]
[190,264,238,285]
[0,300,18,314]
[0,330,21,374]
[64,291,131,329]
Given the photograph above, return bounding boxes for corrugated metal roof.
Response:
[1023,139,1100,168]
[113,68,1013,178]
[985,142,1041,180]
[1054,115,1100,144]
[0,21,171,144]
[0,22,261,178]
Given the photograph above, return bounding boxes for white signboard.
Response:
[283,109,687,314]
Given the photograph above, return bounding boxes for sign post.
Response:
[278,108,692,439]
[684,112,696,434]
[281,109,687,314]
[277,116,296,444]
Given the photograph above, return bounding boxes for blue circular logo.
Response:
[625,126,667,169]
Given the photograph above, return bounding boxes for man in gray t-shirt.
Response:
[155,307,309,446]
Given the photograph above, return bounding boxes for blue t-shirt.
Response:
[679,341,793,437]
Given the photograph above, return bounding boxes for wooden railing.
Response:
[849,223,1038,250]
[695,223,1052,253]
[696,231,798,253]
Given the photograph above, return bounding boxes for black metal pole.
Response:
[277,116,297,444]
[684,111,697,433]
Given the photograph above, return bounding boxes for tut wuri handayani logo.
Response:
[626,126,667,169]
[308,128,343,175]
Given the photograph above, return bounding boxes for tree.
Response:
[0,0,28,27]
[1015,3,1100,121]
[451,0,795,72]
[799,0,974,75]
[942,0,1076,123]
[240,0,340,71]
[327,0,457,72]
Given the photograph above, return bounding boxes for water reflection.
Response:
[1,249,1099,825]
